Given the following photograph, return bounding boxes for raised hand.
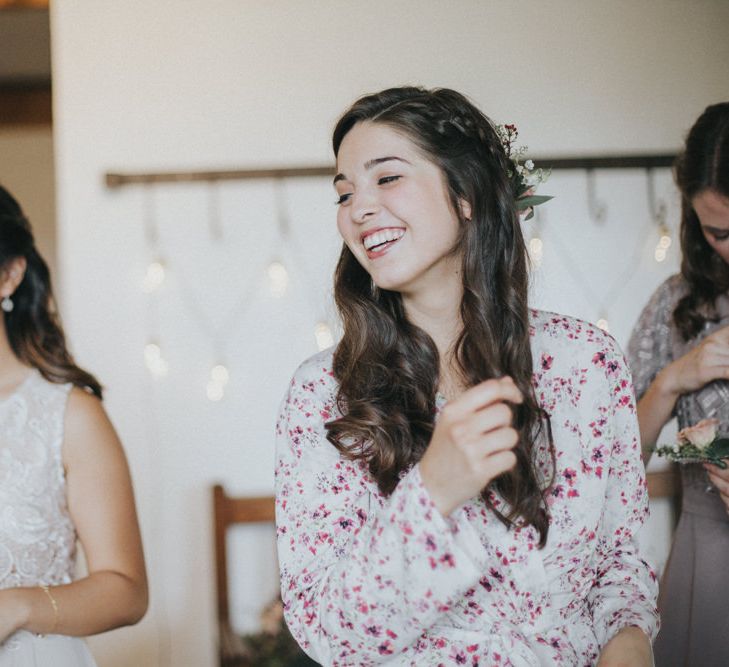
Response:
[419,377,522,516]
[663,325,729,395]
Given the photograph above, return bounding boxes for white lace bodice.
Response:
[0,370,76,590]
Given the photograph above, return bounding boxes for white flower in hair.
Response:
[495,123,552,221]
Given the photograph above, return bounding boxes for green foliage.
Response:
[239,624,318,667]
[497,123,553,220]
[705,438,729,467]
[517,194,554,209]
[238,599,319,667]
[654,438,729,468]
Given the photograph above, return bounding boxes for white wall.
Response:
[50,2,729,666]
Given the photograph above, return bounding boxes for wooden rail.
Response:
[105,153,678,188]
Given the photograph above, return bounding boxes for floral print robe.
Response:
[275,310,658,666]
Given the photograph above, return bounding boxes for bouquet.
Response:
[654,418,729,468]
[496,123,553,220]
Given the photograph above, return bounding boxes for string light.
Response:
[207,363,230,401]
[528,237,544,267]
[136,169,675,406]
[267,261,288,298]
[211,364,229,384]
[654,224,672,263]
[314,322,334,351]
[142,260,166,293]
[144,342,169,377]
[206,381,224,402]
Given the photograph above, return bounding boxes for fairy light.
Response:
[528,237,543,267]
[206,380,225,402]
[596,318,610,332]
[314,322,334,351]
[144,342,169,377]
[267,261,288,298]
[207,363,230,401]
[654,225,672,263]
[142,260,166,293]
[211,364,229,384]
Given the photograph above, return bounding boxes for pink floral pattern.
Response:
[275,311,658,666]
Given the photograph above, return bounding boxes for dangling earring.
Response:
[1,296,14,313]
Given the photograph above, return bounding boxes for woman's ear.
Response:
[459,198,472,222]
[0,257,27,297]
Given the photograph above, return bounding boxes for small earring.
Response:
[1,296,14,313]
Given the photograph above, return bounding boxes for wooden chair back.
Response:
[213,484,276,667]
[646,467,680,500]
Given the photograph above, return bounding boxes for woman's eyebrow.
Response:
[333,156,411,185]
[364,155,410,170]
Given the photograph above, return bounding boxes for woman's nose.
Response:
[351,190,380,224]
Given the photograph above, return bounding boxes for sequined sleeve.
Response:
[626,275,684,401]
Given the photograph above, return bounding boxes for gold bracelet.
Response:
[39,585,59,634]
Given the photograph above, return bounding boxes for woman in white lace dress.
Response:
[0,185,147,665]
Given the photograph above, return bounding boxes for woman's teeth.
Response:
[363,228,405,251]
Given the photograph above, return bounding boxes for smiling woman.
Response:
[275,86,658,666]
[334,122,462,298]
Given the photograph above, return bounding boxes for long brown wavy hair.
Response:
[0,185,102,398]
[325,87,552,546]
[673,102,729,341]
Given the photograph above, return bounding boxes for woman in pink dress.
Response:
[275,87,658,666]
[0,185,147,666]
